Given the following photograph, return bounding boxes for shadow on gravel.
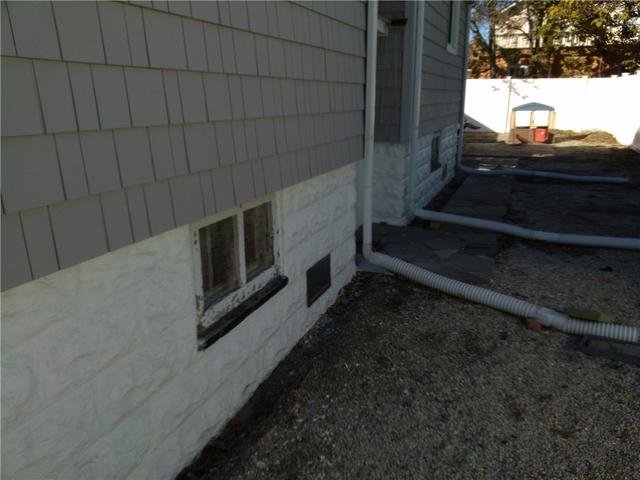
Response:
[177,274,376,480]
[178,143,640,480]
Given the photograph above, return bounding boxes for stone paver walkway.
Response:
[359,173,514,285]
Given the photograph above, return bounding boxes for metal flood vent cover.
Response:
[430,135,440,172]
[307,254,331,307]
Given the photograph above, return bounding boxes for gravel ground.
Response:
[180,145,640,480]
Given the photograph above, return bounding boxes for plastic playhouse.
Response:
[507,102,556,145]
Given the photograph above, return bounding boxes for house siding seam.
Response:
[0,1,366,291]
[419,0,468,136]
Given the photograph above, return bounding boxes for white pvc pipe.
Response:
[362,0,639,345]
[362,0,377,258]
[406,0,425,211]
[459,163,630,184]
[415,208,640,250]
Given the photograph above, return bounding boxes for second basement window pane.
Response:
[199,216,238,306]
[243,202,274,280]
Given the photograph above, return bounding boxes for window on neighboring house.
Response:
[193,199,283,350]
[447,1,461,54]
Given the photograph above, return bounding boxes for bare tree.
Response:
[469,0,512,77]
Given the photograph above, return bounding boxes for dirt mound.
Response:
[551,129,620,145]
[550,130,587,143]
[466,130,620,146]
[581,131,620,145]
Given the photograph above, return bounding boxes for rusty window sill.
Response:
[198,275,288,351]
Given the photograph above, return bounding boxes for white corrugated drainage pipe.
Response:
[362,1,639,344]
[458,163,630,184]
[368,251,640,343]
[414,208,640,250]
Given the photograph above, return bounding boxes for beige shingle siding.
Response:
[374,1,468,143]
[419,1,468,135]
[1,1,366,290]
[1,213,34,287]
[374,1,406,143]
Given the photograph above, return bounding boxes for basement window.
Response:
[199,216,238,305]
[243,202,275,281]
[192,199,286,350]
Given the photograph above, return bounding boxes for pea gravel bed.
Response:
[180,147,639,480]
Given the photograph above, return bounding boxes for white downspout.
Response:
[361,0,639,344]
[406,0,425,214]
[362,0,378,258]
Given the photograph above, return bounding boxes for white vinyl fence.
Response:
[465,74,640,145]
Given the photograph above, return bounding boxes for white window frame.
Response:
[191,195,281,333]
[446,1,461,54]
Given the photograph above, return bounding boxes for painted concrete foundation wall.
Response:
[1,163,357,480]
[357,124,458,226]
[465,74,640,145]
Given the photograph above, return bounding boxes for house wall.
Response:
[1,163,357,480]
[465,74,640,145]
[364,1,468,225]
[369,125,458,225]
[1,0,365,291]
[419,0,468,135]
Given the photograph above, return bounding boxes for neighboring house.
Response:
[471,1,639,79]
[496,28,592,50]
[494,3,592,50]
[0,1,469,479]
